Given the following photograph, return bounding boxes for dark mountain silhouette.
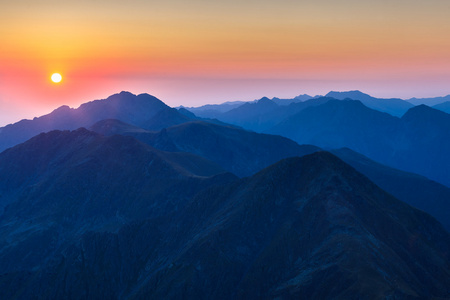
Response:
[0,128,234,275]
[325,90,413,116]
[269,100,402,161]
[0,91,198,152]
[332,148,450,231]
[3,152,449,299]
[398,104,450,186]
[408,94,450,106]
[269,100,450,187]
[433,101,450,114]
[90,119,320,177]
[0,128,229,211]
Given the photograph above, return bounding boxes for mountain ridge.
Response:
[0,91,196,153]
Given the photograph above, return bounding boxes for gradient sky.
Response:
[1,0,450,125]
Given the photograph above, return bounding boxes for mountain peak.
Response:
[326,90,373,100]
[293,94,313,101]
[103,91,136,101]
[253,151,361,192]
[118,90,134,96]
[100,91,162,105]
[51,105,72,114]
[257,96,272,103]
[402,104,449,122]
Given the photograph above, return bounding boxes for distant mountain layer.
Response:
[268,100,450,188]
[325,90,414,116]
[433,101,450,114]
[408,95,450,106]
[185,91,450,120]
[185,90,418,124]
[0,91,197,152]
[1,151,448,299]
[185,94,313,119]
[185,92,415,134]
[203,96,333,132]
[182,101,249,118]
[185,91,450,187]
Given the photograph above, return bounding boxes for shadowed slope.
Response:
[0,128,234,276]
[332,147,450,231]
[133,152,450,299]
[5,152,449,299]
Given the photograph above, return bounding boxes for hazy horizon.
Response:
[1,87,450,127]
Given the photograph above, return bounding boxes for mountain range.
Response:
[0,91,201,153]
[184,95,450,188]
[1,91,450,299]
[89,118,450,231]
[183,94,313,118]
[0,137,449,298]
[186,90,450,120]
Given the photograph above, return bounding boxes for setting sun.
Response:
[51,73,62,83]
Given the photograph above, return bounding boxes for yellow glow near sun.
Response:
[51,73,62,83]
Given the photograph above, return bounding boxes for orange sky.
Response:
[1,0,450,125]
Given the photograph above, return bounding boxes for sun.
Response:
[51,73,62,83]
